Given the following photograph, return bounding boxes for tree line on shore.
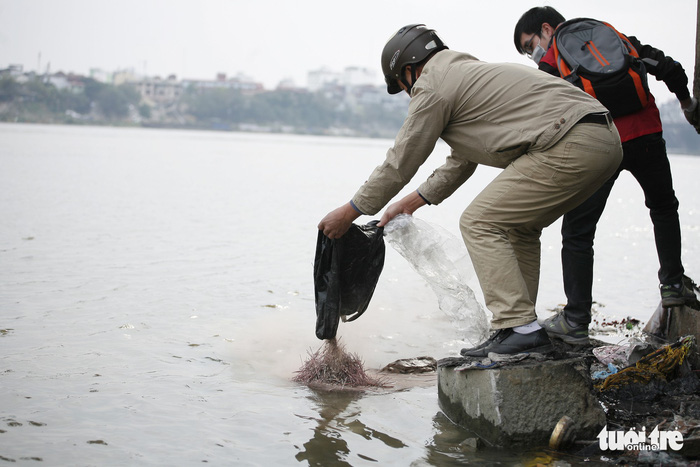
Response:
[0,75,141,121]
[0,75,406,139]
[0,74,697,154]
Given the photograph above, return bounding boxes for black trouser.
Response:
[560,132,684,325]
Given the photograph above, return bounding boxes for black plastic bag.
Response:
[313,221,385,340]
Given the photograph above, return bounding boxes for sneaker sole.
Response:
[545,331,589,345]
[525,343,554,354]
[487,343,555,356]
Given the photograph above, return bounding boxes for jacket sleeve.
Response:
[350,86,450,215]
[538,61,560,77]
[628,35,691,102]
[417,148,478,205]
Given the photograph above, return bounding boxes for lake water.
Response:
[1,123,699,465]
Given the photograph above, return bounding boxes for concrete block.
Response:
[437,357,605,448]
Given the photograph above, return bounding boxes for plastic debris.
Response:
[453,352,544,371]
[380,356,437,374]
[597,336,695,391]
[592,345,629,366]
[592,363,619,380]
[384,214,489,346]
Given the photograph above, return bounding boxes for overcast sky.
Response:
[1,0,697,102]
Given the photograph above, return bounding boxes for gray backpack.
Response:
[551,18,650,117]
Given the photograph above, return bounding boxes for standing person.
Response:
[318,24,623,357]
[514,6,700,345]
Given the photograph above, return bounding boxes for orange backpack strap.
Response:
[602,21,640,57]
[552,36,573,77]
[600,21,647,106]
[580,76,597,98]
[629,69,649,107]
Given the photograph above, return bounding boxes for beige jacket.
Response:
[351,49,608,215]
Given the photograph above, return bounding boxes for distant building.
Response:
[307,68,340,92]
[307,66,379,91]
[183,73,263,94]
[89,68,113,84]
[113,69,141,85]
[306,65,405,114]
[46,72,84,93]
[136,75,183,104]
[0,64,24,78]
[340,66,379,88]
[276,78,305,91]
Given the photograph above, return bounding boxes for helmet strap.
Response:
[400,66,418,94]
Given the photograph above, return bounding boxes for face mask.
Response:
[530,44,546,64]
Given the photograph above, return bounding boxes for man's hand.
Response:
[681,97,700,134]
[318,203,361,239]
[378,191,427,227]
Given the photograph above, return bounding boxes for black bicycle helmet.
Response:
[381,24,448,94]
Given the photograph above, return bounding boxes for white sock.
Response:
[513,320,542,334]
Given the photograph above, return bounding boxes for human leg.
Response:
[560,171,619,326]
[460,122,622,331]
[509,225,543,305]
[545,178,617,345]
[624,133,684,285]
[623,133,692,305]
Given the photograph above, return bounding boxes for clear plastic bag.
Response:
[384,214,489,345]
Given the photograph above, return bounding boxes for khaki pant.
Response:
[460,120,623,329]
